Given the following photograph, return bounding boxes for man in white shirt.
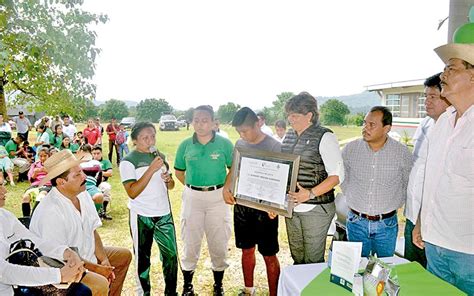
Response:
[214,118,229,139]
[0,183,88,296]
[413,42,474,295]
[30,150,132,296]
[13,111,32,140]
[404,73,450,267]
[62,115,77,139]
[257,112,274,137]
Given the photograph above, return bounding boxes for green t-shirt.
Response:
[53,135,63,149]
[174,133,233,186]
[4,140,17,159]
[100,159,113,171]
[46,128,54,145]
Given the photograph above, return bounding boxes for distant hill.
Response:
[316,91,380,114]
[94,91,380,114]
[94,99,138,107]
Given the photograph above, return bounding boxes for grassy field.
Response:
[4,124,362,295]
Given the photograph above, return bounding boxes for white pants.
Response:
[99,182,112,202]
[180,187,232,271]
[12,157,30,173]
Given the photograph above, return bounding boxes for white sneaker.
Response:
[238,288,256,296]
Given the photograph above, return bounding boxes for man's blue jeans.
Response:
[346,210,398,257]
[425,242,474,295]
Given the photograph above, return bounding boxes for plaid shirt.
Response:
[341,137,413,215]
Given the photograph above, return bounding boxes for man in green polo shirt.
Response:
[174,105,234,296]
[5,134,30,178]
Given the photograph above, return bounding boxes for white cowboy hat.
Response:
[434,43,474,65]
[39,149,91,186]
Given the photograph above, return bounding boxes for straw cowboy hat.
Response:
[39,149,91,186]
[434,43,474,65]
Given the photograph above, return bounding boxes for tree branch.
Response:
[11,81,39,98]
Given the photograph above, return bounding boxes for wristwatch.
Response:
[308,189,316,200]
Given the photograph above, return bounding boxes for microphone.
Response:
[149,145,159,157]
[150,146,168,173]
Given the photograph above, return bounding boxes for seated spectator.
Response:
[34,124,50,159]
[74,131,85,148]
[21,147,51,217]
[5,134,31,178]
[0,146,15,186]
[92,146,113,220]
[60,136,80,153]
[79,144,104,211]
[48,147,59,155]
[18,140,36,162]
[115,124,129,161]
[53,124,64,149]
[0,180,91,296]
[83,119,101,146]
[30,149,132,296]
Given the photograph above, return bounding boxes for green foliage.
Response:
[217,102,240,123]
[136,98,173,122]
[100,99,128,121]
[0,0,107,117]
[262,91,295,124]
[184,107,194,123]
[320,99,350,126]
[75,99,100,121]
[346,112,365,126]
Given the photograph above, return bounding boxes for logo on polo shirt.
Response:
[210,153,220,160]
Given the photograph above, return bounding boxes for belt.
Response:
[350,209,396,221]
[186,184,224,192]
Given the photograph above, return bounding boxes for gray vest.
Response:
[282,124,335,204]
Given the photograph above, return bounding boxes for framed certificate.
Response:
[229,147,300,218]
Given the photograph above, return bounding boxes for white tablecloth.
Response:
[278,256,409,296]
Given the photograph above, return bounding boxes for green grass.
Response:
[4,124,362,295]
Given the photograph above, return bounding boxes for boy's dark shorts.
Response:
[234,204,279,256]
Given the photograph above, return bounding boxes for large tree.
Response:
[320,99,350,126]
[136,98,172,122]
[0,0,107,117]
[217,102,240,123]
[100,99,128,121]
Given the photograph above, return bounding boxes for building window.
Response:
[386,94,400,117]
[418,96,426,118]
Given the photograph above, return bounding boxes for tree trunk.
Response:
[0,77,7,119]
[448,0,472,42]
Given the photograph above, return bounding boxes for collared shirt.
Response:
[421,105,474,254]
[30,187,102,263]
[62,124,77,139]
[13,117,31,134]
[261,124,274,137]
[174,132,233,187]
[0,208,65,295]
[293,132,345,212]
[341,137,413,215]
[120,150,171,217]
[405,117,434,223]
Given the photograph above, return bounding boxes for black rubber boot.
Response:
[213,270,224,296]
[182,270,195,296]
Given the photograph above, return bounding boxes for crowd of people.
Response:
[0,40,472,296]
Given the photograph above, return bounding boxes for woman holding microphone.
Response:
[119,122,178,296]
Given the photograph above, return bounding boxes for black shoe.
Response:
[99,210,113,220]
[213,284,224,296]
[181,284,195,296]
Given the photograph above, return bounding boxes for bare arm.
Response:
[123,157,165,199]
[175,170,185,185]
[102,169,113,178]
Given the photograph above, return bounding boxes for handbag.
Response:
[6,239,69,296]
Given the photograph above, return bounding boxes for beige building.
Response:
[367,79,425,137]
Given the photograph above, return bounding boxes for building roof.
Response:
[365,79,424,91]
